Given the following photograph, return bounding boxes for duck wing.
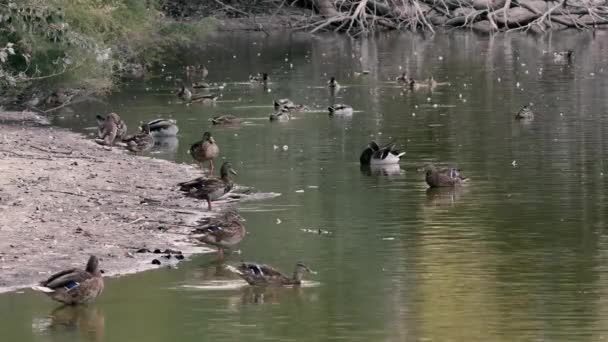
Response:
[147,119,173,130]
[42,268,92,290]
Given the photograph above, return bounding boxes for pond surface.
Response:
[3,30,608,341]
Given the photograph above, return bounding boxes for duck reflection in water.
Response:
[425,186,468,208]
[35,305,105,341]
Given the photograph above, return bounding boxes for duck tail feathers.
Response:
[31,285,55,293]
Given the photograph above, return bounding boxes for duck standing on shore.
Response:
[96,112,127,146]
[178,161,237,210]
[32,255,104,305]
[191,210,246,258]
[228,262,316,286]
[190,131,219,174]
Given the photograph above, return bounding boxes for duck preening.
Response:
[146,119,179,137]
[424,164,467,188]
[228,262,316,286]
[360,141,405,165]
[190,131,220,174]
[328,104,353,116]
[124,123,154,153]
[191,210,245,258]
[32,255,104,305]
[178,161,237,210]
[96,112,127,146]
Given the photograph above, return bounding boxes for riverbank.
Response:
[0,111,236,292]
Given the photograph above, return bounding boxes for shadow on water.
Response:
[32,305,105,341]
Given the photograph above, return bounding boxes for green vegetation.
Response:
[0,0,216,106]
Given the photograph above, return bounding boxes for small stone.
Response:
[151,259,161,265]
[153,249,161,254]
[175,254,185,260]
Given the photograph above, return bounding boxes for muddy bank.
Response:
[0,112,266,292]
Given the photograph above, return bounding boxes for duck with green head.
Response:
[32,255,104,305]
[178,161,237,210]
[230,262,316,286]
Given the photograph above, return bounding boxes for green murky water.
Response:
[3,30,608,341]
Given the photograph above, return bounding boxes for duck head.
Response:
[202,131,213,142]
[140,123,151,134]
[86,255,101,275]
[424,164,437,177]
[220,162,238,178]
[293,262,316,281]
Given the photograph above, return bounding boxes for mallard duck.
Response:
[124,123,154,153]
[412,76,438,91]
[178,161,237,210]
[211,115,241,125]
[554,50,573,63]
[177,85,192,101]
[190,131,220,174]
[515,105,534,120]
[191,210,246,258]
[274,98,295,110]
[32,255,104,305]
[186,64,208,79]
[274,99,308,112]
[425,164,467,188]
[360,141,405,165]
[192,81,210,89]
[230,262,315,286]
[327,76,339,88]
[249,73,268,84]
[395,72,411,84]
[328,104,353,116]
[191,94,218,104]
[96,112,128,146]
[269,108,290,122]
[147,119,179,137]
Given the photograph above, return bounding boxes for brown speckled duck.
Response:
[124,124,154,153]
[230,262,315,286]
[211,115,241,126]
[425,164,467,188]
[96,112,127,146]
[178,161,237,210]
[190,131,220,174]
[32,255,104,305]
[191,210,246,258]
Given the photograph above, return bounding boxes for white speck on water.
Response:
[382,237,396,241]
[398,65,402,70]
[233,55,237,59]
[290,63,293,69]
[412,113,416,117]
[426,97,431,102]
[282,145,288,151]
[438,56,443,60]
[497,77,501,82]
[560,112,564,116]
[257,53,261,56]
[512,160,518,167]
[276,218,282,224]
[273,145,279,150]
[459,93,462,98]
[295,190,305,193]
[433,104,438,108]
[415,105,419,109]
[590,72,596,76]
[307,185,319,189]
[267,89,272,93]
[516,82,520,88]
[285,58,289,62]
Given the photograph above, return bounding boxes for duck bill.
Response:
[229,169,238,175]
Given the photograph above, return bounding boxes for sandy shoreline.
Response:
[0,111,253,293]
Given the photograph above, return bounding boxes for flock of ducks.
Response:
[31,47,574,305]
